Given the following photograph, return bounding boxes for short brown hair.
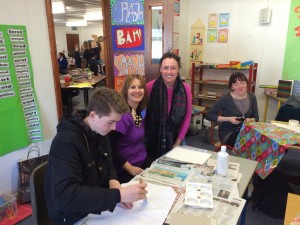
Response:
[87,87,129,117]
[121,75,147,110]
[228,72,248,90]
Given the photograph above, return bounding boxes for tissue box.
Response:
[0,193,17,222]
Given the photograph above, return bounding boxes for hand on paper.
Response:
[120,182,148,203]
[173,138,182,148]
[123,161,143,176]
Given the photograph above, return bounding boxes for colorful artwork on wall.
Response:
[112,25,145,50]
[207,29,217,43]
[111,0,144,25]
[207,13,230,43]
[114,75,126,92]
[113,53,144,76]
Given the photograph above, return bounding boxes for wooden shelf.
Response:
[190,62,258,109]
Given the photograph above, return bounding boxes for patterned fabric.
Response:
[233,122,300,179]
[145,76,187,159]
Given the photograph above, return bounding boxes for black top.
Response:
[44,110,120,225]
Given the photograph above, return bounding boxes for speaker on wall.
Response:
[260,7,272,24]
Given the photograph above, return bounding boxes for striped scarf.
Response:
[145,76,187,159]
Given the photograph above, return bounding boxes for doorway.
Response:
[45,0,174,119]
[66,33,79,57]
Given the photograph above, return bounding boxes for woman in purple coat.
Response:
[109,75,153,183]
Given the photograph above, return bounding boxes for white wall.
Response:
[55,25,104,55]
[0,0,57,194]
[179,0,290,120]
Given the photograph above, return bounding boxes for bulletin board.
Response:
[0,24,43,156]
[282,0,300,80]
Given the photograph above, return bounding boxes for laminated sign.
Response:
[0,24,43,156]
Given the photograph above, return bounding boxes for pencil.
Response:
[139,178,148,201]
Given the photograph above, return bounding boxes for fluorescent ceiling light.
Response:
[66,20,88,27]
[84,11,103,21]
[52,2,65,14]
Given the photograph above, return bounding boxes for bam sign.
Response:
[112,25,144,51]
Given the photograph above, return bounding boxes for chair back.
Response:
[30,161,53,225]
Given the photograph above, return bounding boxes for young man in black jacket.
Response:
[44,87,148,225]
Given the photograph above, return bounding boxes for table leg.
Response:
[239,185,250,225]
[277,101,281,111]
[263,95,270,122]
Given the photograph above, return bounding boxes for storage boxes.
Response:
[0,193,17,222]
[189,105,205,135]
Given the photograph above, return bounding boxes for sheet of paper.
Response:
[170,213,217,225]
[165,147,211,164]
[271,121,300,133]
[86,183,176,225]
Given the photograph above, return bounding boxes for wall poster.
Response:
[113,53,145,76]
[0,24,42,156]
[207,13,229,43]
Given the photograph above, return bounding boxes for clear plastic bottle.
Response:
[217,145,228,176]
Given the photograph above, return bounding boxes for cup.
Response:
[288,119,299,127]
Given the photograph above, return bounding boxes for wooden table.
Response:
[61,75,106,106]
[284,193,300,225]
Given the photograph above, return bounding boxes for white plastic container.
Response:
[217,145,228,176]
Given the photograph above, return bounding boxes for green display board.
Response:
[0,25,43,156]
[282,0,300,80]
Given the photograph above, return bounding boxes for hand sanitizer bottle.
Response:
[217,145,228,176]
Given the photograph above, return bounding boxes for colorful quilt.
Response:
[233,122,300,179]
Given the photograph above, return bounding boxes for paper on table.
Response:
[165,147,211,164]
[271,121,300,133]
[68,83,92,88]
[86,182,176,225]
[170,213,217,225]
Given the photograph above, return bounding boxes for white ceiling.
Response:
[52,0,102,26]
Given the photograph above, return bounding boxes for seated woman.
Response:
[57,52,68,74]
[206,72,259,148]
[109,75,153,183]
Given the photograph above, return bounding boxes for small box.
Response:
[189,106,204,135]
[277,79,293,99]
[0,193,17,222]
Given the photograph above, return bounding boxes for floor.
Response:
[17,92,286,225]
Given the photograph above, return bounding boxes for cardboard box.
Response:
[0,193,17,222]
[189,105,205,135]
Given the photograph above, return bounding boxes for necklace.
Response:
[233,96,249,119]
[131,108,142,127]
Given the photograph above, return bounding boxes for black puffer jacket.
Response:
[44,111,120,225]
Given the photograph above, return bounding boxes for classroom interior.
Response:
[0,0,299,224]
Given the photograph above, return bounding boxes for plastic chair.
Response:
[30,161,53,225]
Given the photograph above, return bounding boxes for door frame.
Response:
[45,0,173,120]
